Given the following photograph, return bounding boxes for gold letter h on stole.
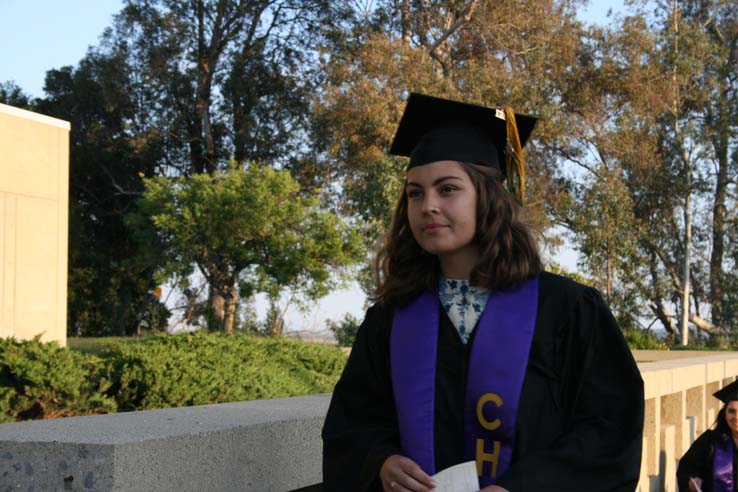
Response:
[476,393,503,478]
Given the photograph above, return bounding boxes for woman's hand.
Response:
[688,477,703,492]
[480,486,510,492]
[380,454,436,491]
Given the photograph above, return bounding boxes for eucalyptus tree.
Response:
[559,0,738,340]
[646,0,738,340]
[312,0,587,255]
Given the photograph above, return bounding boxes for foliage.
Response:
[8,0,738,345]
[33,49,168,336]
[328,313,361,347]
[129,164,363,333]
[0,81,32,108]
[538,0,738,341]
[106,0,346,175]
[20,0,351,336]
[311,0,587,291]
[102,332,347,411]
[0,334,348,421]
[0,337,116,423]
[622,330,668,351]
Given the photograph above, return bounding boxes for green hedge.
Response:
[0,337,116,423]
[104,332,347,411]
[0,333,347,422]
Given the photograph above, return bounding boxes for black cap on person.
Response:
[714,380,738,403]
[388,93,537,172]
[388,93,537,202]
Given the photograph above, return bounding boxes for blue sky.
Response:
[1,0,124,98]
[0,0,626,331]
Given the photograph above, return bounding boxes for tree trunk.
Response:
[709,86,729,327]
[211,290,225,329]
[670,0,691,346]
[195,0,216,174]
[650,301,675,335]
[681,177,691,346]
[606,245,612,304]
[688,313,722,336]
[222,287,239,334]
[400,0,411,45]
[210,286,239,334]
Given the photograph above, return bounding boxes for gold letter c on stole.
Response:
[475,393,503,478]
[476,393,503,430]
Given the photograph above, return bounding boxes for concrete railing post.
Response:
[659,425,676,492]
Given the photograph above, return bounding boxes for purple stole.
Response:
[714,436,734,492]
[390,277,539,487]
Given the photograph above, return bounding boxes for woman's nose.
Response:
[422,192,440,214]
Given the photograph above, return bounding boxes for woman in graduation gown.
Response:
[322,93,645,492]
[678,381,738,492]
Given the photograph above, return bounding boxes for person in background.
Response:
[322,92,644,491]
[678,380,738,492]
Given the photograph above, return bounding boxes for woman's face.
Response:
[726,401,738,435]
[406,160,478,268]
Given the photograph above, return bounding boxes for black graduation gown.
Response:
[677,429,738,492]
[322,271,644,491]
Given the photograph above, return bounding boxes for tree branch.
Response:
[428,0,479,57]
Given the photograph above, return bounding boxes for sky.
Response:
[0,0,627,333]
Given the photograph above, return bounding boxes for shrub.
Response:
[0,337,117,423]
[102,332,347,411]
[0,333,347,421]
[623,329,668,350]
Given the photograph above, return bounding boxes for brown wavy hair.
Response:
[372,163,543,306]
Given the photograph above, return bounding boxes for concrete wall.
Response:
[0,395,328,491]
[0,103,69,346]
[1,353,738,491]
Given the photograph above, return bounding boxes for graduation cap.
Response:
[714,380,738,403]
[389,93,538,203]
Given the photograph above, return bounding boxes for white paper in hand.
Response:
[431,461,479,492]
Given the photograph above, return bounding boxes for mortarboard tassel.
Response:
[503,106,525,204]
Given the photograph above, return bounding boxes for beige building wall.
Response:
[0,103,69,346]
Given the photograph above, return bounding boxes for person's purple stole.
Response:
[714,436,734,492]
[390,276,539,488]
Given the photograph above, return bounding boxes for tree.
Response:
[552,0,738,342]
[33,48,168,336]
[130,163,362,333]
[574,169,637,302]
[0,82,32,109]
[107,0,343,175]
[311,0,588,293]
[328,313,361,347]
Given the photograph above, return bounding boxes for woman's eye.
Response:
[407,190,422,199]
[440,185,457,194]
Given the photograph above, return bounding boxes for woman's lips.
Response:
[423,224,447,232]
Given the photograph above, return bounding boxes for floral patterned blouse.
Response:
[438,277,490,344]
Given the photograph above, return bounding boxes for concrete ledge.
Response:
[0,395,330,491]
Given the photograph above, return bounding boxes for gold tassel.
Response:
[503,106,525,204]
